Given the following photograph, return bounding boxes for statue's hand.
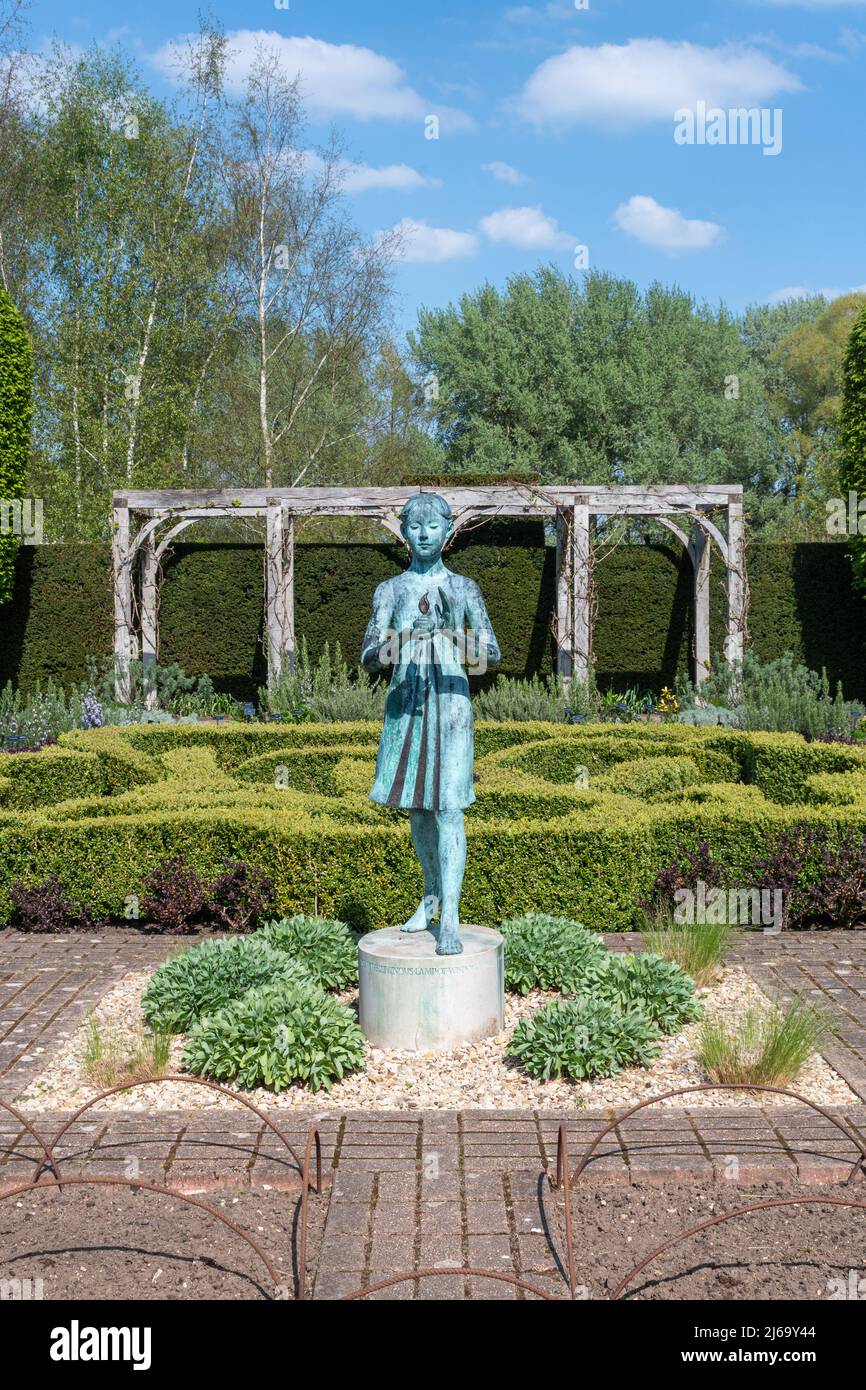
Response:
[411,616,437,637]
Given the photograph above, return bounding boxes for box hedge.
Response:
[2,721,866,931]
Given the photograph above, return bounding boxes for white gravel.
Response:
[14,964,857,1113]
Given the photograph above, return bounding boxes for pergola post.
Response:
[140,532,159,709]
[111,496,136,703]
[265,499,296,691]
[689,523,711,688]
[571,502,591,684]
[725,498,746,668]
[554,509,572,680]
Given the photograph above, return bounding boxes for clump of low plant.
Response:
[139,854,277,934]
[209,861,278,933]
[474,672,592,723]
[182,978,366,1093]
[140,856,210,933]
[141,936,314,1033]
[676,651,863,740]
[83,1017,172,1090]
[260,638,386,722]
[697,1000,831,1088]
[643,907,732,989]
[6,876,104,933]
[509,997,662,1081]
[593,952,702,1033]
[642,839,726,916]
[752,825,866,931]
[500,913,607,995]
[260,915,358,989]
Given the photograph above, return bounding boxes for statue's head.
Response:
[399,492,453,561]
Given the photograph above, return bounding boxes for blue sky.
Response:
[32,0,866,336]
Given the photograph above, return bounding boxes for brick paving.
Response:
[1,928,866,1298]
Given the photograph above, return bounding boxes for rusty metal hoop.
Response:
[609,1195,866,1301]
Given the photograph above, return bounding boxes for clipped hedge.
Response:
[2,721,866,931]
[4,537,866,699]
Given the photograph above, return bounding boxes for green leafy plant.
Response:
[260,638,386,722]
[500,913,607,995]
[697,1000,831,1088]
[141,936,314,1033]
[474,672,592,723]
[592,952,702,1032]
[260,914,358,989]
[677,652,862,740]
[181,978,366,1093]
[509,996,661,1080]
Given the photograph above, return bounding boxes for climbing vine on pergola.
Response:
[110,484,747,701]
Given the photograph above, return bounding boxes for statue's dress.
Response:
[361,568,500,812]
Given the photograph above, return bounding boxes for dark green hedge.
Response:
[2,532,865,699]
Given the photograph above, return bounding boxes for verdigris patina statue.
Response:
[361,493,500,956]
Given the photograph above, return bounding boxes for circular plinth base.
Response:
[358,926,505,1052]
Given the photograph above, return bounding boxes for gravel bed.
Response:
[13,965,857,1113]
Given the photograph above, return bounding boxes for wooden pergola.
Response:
[111,484,746,702]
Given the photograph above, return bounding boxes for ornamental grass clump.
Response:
[141,936,315,1033]
[500,913,607,995]
[260,914,358,989]
[509,997,661,1081]
[643,909,732,990]
[697,1000,831,1089]
[182,978,366,1093]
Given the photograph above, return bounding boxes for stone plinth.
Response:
[358,926,504,1052]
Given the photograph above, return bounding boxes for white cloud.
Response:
[383,218,479,263]
[340,161,441,193]
[482,160,530,185]
[516,38,802,126]
[614,195,723,253]
[480,205,574,250]
[769,284,866,302]
[151,30,474,129]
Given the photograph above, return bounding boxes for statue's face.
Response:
[402,506,450,560]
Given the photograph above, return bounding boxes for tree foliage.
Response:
[840,302,866,591]
[0,287,32,601]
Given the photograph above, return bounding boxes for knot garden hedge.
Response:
[2,721,866,931]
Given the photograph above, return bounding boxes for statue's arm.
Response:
[361,582,395,673]
[464,580,501,669]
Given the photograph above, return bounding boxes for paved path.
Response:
[2,929,866,1298]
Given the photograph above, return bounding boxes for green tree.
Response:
[0,287,33,602]
[410,268,778,517]
[767,293,866,538]
[27,36,228,538]
[840,302,866,591]
[219,44,394,489]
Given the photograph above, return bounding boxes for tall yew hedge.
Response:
[0,290,33,603]
[841,302,866,593]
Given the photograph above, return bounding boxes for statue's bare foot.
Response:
[436,925,463,956]
[400,901,429,933]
